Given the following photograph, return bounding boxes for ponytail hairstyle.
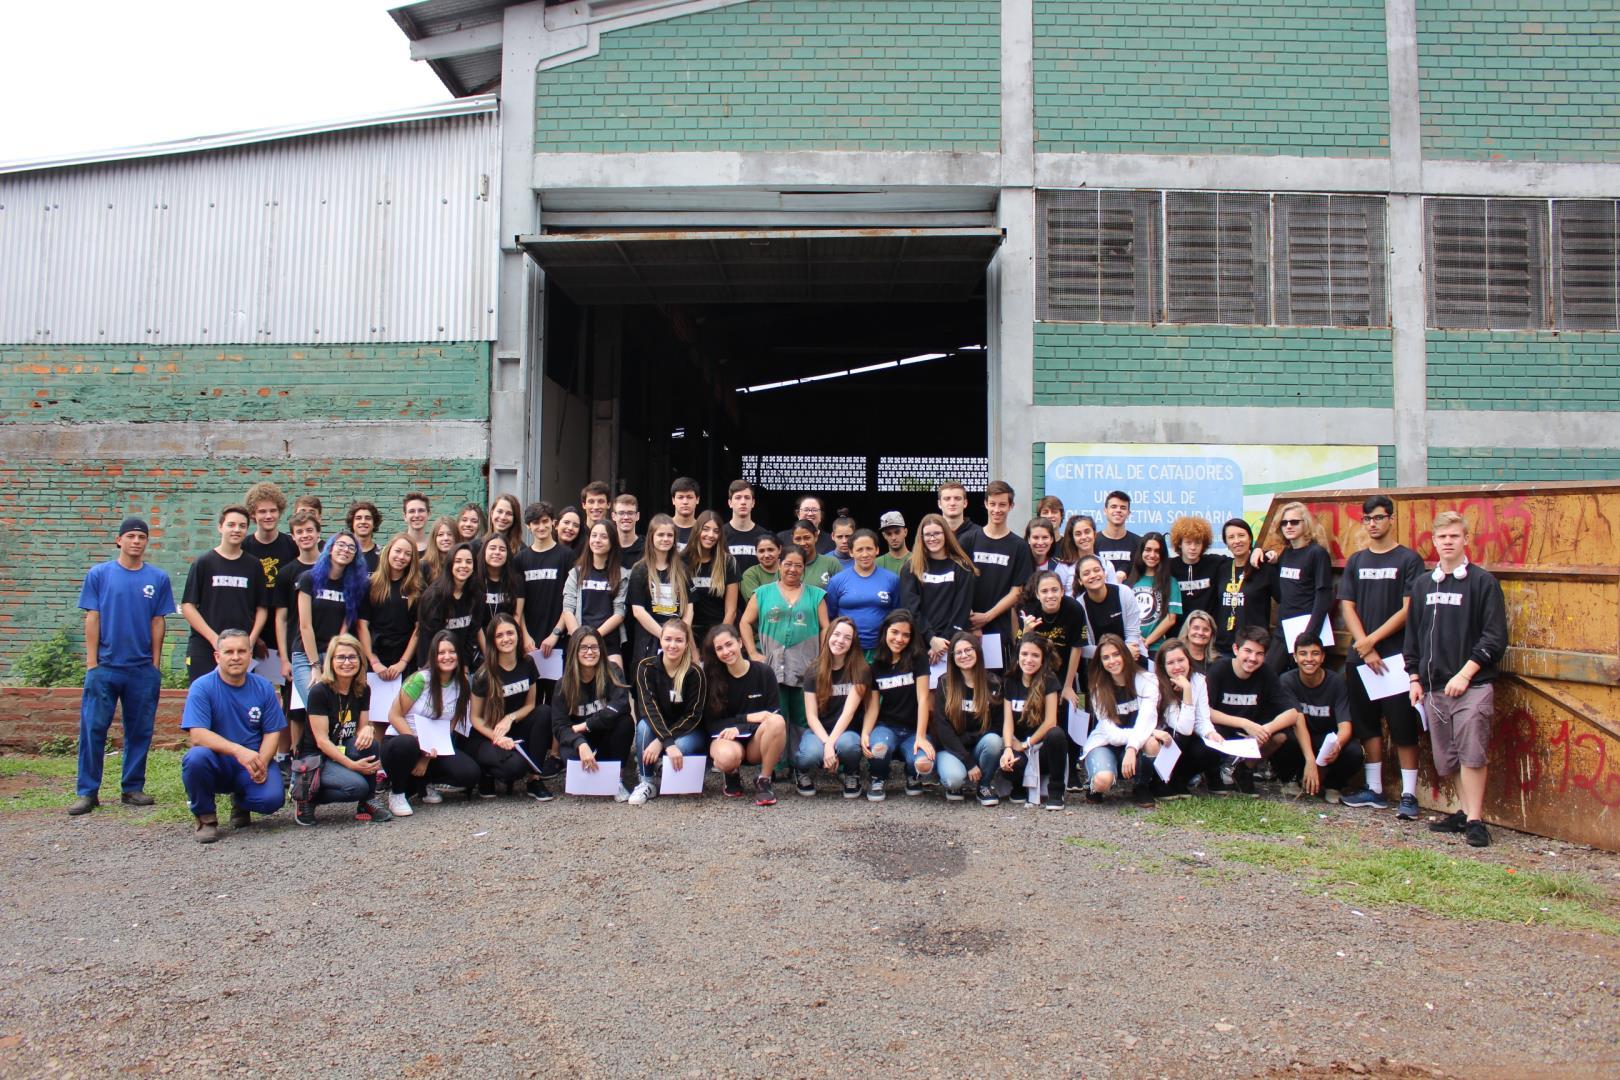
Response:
[942,630,994,737]
[1086,633,1140,725]
[1014,631,1055,730]
[312,530,370,625]
[702,624,745,718]
[423,629,471,728]
[368,532,424,607]
[683,510,730,597]
[473,613,523,729]
[1129,531,1172,620]
[814,616,872,703]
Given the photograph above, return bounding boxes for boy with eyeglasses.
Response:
[1337,495,1428,817]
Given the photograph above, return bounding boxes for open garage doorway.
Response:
[527,228,1000,531]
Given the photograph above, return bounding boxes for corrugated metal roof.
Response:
[0,96,496,176]
[0,108,500,346]
[389,0,519,97]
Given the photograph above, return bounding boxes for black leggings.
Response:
[1168,731,1229,788]
[1271,731,1366,790]
[564,712,635,764]
[470,713,552,785]
[380,733,483,797]
[1003,727,1071,793]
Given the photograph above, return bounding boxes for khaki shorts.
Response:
[1427,682,1495,774]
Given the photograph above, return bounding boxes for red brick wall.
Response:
[1,688,188,753]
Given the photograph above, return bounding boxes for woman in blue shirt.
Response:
[824,529,900,652]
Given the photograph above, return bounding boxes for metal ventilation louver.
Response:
[1166,192,1270,326]
[1036,190,1162,323]
[1273,194,1389,328]
[1425,198,1549,330]
[1552,199,1619,331]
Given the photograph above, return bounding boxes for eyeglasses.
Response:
[1363,513,1391,523]
[331,542,358,552]
[332,654,360,664]
[1280,519,1303,527]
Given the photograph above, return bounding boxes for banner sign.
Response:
[1043,443,1379,549]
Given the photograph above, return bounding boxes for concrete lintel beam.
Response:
[1427,410,1620,451]
[1036,154,1395,194]
[1026,406,1397,448]
[532,151,1005,192]
[409,22,503,62]
[1422,160,1620,200]
[0,421,490,461]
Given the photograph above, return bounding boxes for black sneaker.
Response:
[1131,785,1156,809]
[1159,783,1192,801]
[1234,765,1256,796]
[1045,791,1066,811]
[841,773,862,799]
[525,778,555,802]
[356,800,392,823]
[1397,793,1420,820]
[977,785,1000,807]
[540,755,564,779]
[904,775,925,797]
[755,775,777,806]
[1429,810,1468,834]
[477,777,497,800]
[795,770,816,797]
[1085,790,1105,804]
[293,801,317,827]
[723,772,745,798]
[1465,819,1491,847]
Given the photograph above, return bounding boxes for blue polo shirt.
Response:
[181,670,287,752]
[78,560,176,669]
[825,566,901,649]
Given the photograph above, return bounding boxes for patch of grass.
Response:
[1148,795,1320,837]
[1063,836,1120,852]
[1,750,195,824]
[1223,838,1620,936]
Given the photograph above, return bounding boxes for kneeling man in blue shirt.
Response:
[180,629,287,843]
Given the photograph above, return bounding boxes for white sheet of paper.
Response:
[253,650,285,687]
[1022,751,1041,804]
[1416,701,1427,731]
[566,759,623,796]
[1315,731,1340,767]
[659,754,707,795]
[1281,614,1334,652]
[928,658,948,689]
[415,715,456,757]
[511,739,542,773]
[1355,653,1410,701]
[981,633,1004,670]
[1153,737,1182,782]
[366,673,402,728]
[1208,735,1261,759]
[528,647,565,682]
[1065,702,1091,746]
[289,676,308,712]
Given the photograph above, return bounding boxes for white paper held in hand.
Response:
[367,673,403,728]
[980,633,1004,670]
[1065,702,1091,746]
[1354,653,1410,701]
[565,759,623,796]
[659,754,707,795]
[1022,750,1041,804]
[528,648,566,682]
[1152,737,1182,783]
[1315,732,1340,767]
[253,650,285,687]
[414,715,456,757]
[928,658,948,689]
[1207,735,1261,759]
[1280,614,1335,652]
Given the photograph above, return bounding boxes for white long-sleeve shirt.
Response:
[1160,672,1215,739]
[1083,670,1160,754]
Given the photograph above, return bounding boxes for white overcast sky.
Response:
[1,0,451,163]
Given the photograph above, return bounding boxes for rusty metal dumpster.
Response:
[1263,481,1620,853]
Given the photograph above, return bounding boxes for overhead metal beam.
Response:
[409,21,504,61]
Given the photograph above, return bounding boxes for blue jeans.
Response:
[290,651,321,710]
[865,723,901,780]
[935,732,1004,793]
[314,740,379,805]
[181,746,285,817]
[77,664,162,797]
[1084,743,1157,788]
[793,726,863,774]
[633,720,708,782]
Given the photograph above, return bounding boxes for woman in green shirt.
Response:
[1129,531,1183,658]
[739,532,782,603]
[740,548,829,735]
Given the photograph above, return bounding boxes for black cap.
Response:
[118,517,150,537]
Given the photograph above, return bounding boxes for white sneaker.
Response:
[614,783,632,802]
[387,792,413,818]
[628,780,655,805]
[421,787,443,805]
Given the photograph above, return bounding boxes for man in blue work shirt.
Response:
[69,518,176,816]
[179,628,287,843]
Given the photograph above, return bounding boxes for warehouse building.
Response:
[2,0,1617,671]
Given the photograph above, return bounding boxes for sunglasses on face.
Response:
[1280,519,1303,527]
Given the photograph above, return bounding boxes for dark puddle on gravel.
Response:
[885,917,1004,958]
[837,821,967,881]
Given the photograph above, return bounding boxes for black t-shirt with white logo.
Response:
[471,654,540,717]
[1095,530,1142,572]
[516,544,573,643]
[300,680,370,754]
[724,523,770,576]
[1205,660,1282,731]
[294,569,350,658]
[359,576,417,668]
[871,653,931,732]
[1005,672,1062,737]
[1337,544,1426,663]
[1279,667,1351,746]
[182,549,268,649]
[969,530,1034,644]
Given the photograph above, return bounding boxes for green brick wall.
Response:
[1378,445,1397,487]
[1418,0,1620,162]
[1034,324,1394,407]
[1032,443,1046,500]
[1428,332,1620,411]
[534,0,1000,152]
[1428,449,1620,484]
[0,458,487,678]
[1,343,489,423]
[1034,0,1390,155]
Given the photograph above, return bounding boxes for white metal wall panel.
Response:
[0,111,498,344]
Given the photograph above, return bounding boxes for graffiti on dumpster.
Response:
[1489,707,1620,808]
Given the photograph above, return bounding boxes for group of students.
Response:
[70,474,1509,850]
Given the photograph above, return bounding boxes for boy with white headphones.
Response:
[1402,510,1509,847]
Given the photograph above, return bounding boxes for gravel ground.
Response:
[1,775,1616,1080]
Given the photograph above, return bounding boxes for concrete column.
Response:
[1385,0,1428,484]
[992,0,1036,494]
